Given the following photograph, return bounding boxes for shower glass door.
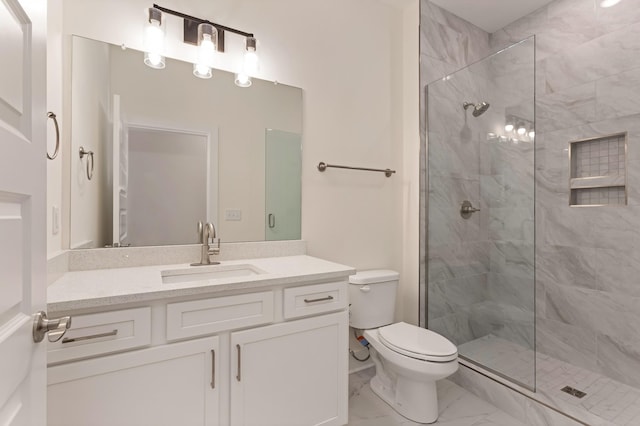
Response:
[426,37,536,389]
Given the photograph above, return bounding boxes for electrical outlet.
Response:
[224,209,242,221]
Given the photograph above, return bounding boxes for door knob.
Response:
[33,311,72,343]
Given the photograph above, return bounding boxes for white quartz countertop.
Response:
[48,255,355,312]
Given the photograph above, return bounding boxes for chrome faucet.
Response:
[192,221,221,266]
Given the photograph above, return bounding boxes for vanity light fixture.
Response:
[235,37,259,87]
[146,4,258,86]
[193,23,216,79]
[143,7,166,69]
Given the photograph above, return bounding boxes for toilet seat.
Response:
[378,322,457,362]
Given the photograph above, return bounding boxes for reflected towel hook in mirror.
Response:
[79,146,94,180]
[47,112,60,160]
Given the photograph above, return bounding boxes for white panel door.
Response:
[0,0,47,424]
[230,311,348,426]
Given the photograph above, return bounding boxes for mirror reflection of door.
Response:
[126,126,216,246]
[265,129,302,241]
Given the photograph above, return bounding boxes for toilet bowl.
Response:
[349,270,458,424]
[363,322,458,424]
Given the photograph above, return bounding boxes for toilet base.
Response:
[369,362,439,424]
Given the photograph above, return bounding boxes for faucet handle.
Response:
[209,238,221,256]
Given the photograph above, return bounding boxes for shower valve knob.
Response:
[460,200,480,219]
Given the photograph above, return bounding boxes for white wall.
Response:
[46,0,64,256]
[49,0,420,321]
[68,37,111,248]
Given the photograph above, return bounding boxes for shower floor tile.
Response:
[459,335,640,425]
[348,367,526,425]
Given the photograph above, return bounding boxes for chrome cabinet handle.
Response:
[47,112,60,160]
[33,311,72,343]
[211,349,216,389]
[62,329,117,344]
[236,344,242,382]
[268,213,275,228]
[304,295,334,303]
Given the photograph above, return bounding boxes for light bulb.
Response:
[235,37,258,88]
[244,50,259,75]
[235,72,252,87]
[528,130,535,139]
[143,8,165,69]
[505,123,514,132]
[517,125,527,136]
[600,0,621,7]
[193,24,216,79]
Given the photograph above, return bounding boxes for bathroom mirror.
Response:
[69,36,303,248]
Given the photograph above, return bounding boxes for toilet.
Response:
[349,270,458,424]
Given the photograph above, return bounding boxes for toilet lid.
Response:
[378,322,458,362]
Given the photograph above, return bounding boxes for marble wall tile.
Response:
[487,271,535,312]
[594,248,640,297]
[421,2,490,66]
[429,311,474,345]
[537,317,598,372]
[428,241,490,282]
[544,22,640,94]
[428,273,488,318]
[428,175,481,245]
[536,0,602,59]
[537,82,597,133]
[596,0,640,34]
[596,66,640,121]
[536,244,597,290]
[488,241,535,281]
[545,283,640,342]
[488,208,534,242]
[490,6,548,53]
[596,333,640,389]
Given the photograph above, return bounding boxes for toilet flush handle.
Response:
[359,285,371,293]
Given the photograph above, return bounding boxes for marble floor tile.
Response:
[348,368,526,425]
[458,335,640,425]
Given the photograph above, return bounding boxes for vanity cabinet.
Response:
[230,311,348,426]
[46,279,349,426]
[48,336,219,426]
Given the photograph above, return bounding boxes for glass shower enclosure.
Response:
[425,37,536,389]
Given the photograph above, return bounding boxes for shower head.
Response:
[463,101,490,117]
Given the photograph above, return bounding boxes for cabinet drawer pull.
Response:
[211,349,216,389]
[304,295,334,303]
[61,329,118,344]
[236,344,242,382]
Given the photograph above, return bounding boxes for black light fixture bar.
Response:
[152,4,254,52]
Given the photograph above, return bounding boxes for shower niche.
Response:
[569,132,627,206]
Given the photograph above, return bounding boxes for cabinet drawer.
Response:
[167,291,274,341]
[283,281,348,319]
[47,307,151,365]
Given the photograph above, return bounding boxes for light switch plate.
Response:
[52,205,60,235]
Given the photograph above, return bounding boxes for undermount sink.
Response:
[161,264,266,284]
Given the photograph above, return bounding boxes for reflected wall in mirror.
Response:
[69,36,303,248]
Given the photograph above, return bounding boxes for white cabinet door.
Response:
[47,337,220,426]
[230,311,348,426]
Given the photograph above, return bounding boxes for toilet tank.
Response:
[349,270,399,329]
